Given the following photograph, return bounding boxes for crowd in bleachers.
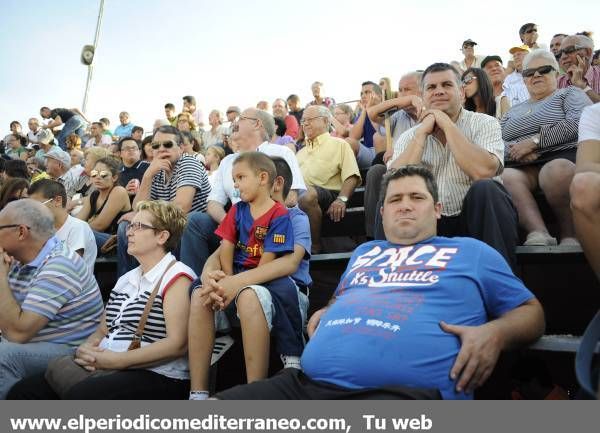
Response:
[1,21,599,400]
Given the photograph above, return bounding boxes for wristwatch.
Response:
[337,195,348,204]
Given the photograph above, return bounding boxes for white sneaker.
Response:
[523,231,557,246]
[280,355,302,370]
[559,237,580,247]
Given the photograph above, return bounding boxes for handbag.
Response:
[45,260,177,397]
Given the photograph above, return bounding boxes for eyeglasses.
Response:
[126,221,157,233]
[300,116,325,125]
[151,140,177,150]
[239,115,259,123]
[0,224,30,231]
[524,28,538,34]
[462,76,477,85]
[121,146,140,152]
[522,65,556,78]
[41,198,53,205]
[557,45,584,57]
[90,169,111,179]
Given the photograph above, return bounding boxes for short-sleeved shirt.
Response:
[558,65,600,94]
[114,123,135,138]
[84,135,112,148]
[119,159,149,188]
[150,155,211,213]
[8,236,104,346]
[58,165,85,199]
[215,201,295,270]
[390,109,504,216]
[301,237,534,399]
[578,102,600,141]
[296,132,362,191]
[288,206,312,288]
[50,108,75,123]
[208,142,307,206]
[502,71,530,106]
[55,215,97,274]
[102,253,196,380]
[284,114,300,139]
[389,110,418,144]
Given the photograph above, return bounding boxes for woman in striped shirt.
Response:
[10,200,197,399]
[500,49,592,246]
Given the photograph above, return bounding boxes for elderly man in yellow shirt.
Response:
[297,105,361,254]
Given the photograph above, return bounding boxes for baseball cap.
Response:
[509,44,531,54]
[462,39,477,47]
[481,55,504,68]
[44,147,71,168]
[37,129,54,145]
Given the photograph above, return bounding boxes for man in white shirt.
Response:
[26,118,44,147]
[44,148,83,199]
[28,179,97,274]
[180,108,306,275]
[458,39,486,71]
[84,122,112,148]
[503,45,531,106]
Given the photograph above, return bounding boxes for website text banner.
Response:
[1,401,596,433]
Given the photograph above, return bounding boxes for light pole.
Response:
[81,0,105,114]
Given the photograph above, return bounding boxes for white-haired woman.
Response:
[8,200,197,399]
[501,49,592,246]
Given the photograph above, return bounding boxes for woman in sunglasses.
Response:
[76,157,131,251]
[500,49,592,247]
[461,67,507,118]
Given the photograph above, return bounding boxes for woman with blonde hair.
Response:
[176,112,197,132]
[9,200,196,399]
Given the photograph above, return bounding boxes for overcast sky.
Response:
[1,0,597,133]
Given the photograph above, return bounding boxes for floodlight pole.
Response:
[82,0,105,114]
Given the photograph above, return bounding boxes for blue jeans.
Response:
[93,230,112,253]
[179,212,220,276]
[57,115,87,150]
[0,340,75,399]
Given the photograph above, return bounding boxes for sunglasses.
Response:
[522,65,555,78]
[557,45,584,57]
[90,169,111,179]
[462,76,477,85]
[151,140,177,150]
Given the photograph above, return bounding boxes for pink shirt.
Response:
[557,65,600,94]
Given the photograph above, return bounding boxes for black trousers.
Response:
[7,370,190,400]
[375,179,519,270]
[215,368,441,400]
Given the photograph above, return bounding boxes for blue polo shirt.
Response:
[114,123,135,138]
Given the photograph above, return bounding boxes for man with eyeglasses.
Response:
[297,105,361,254]
[117,137,148,198]
[114,125,211,277]
[179,108,306,276]
[557,34,600,103]
[0,199,103,399]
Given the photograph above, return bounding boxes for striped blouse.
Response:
[390,109,504,216]
[500,87,592,161]
[100,253,196,380]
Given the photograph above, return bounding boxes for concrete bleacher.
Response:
[92,185,599,398]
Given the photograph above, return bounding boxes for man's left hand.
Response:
[568,55,588,89]
[327,199,346,222]
[0,247,13,279]
[440,321,502,394]
[420,109,453,131]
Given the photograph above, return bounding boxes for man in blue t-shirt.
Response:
[215,165,545,400]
